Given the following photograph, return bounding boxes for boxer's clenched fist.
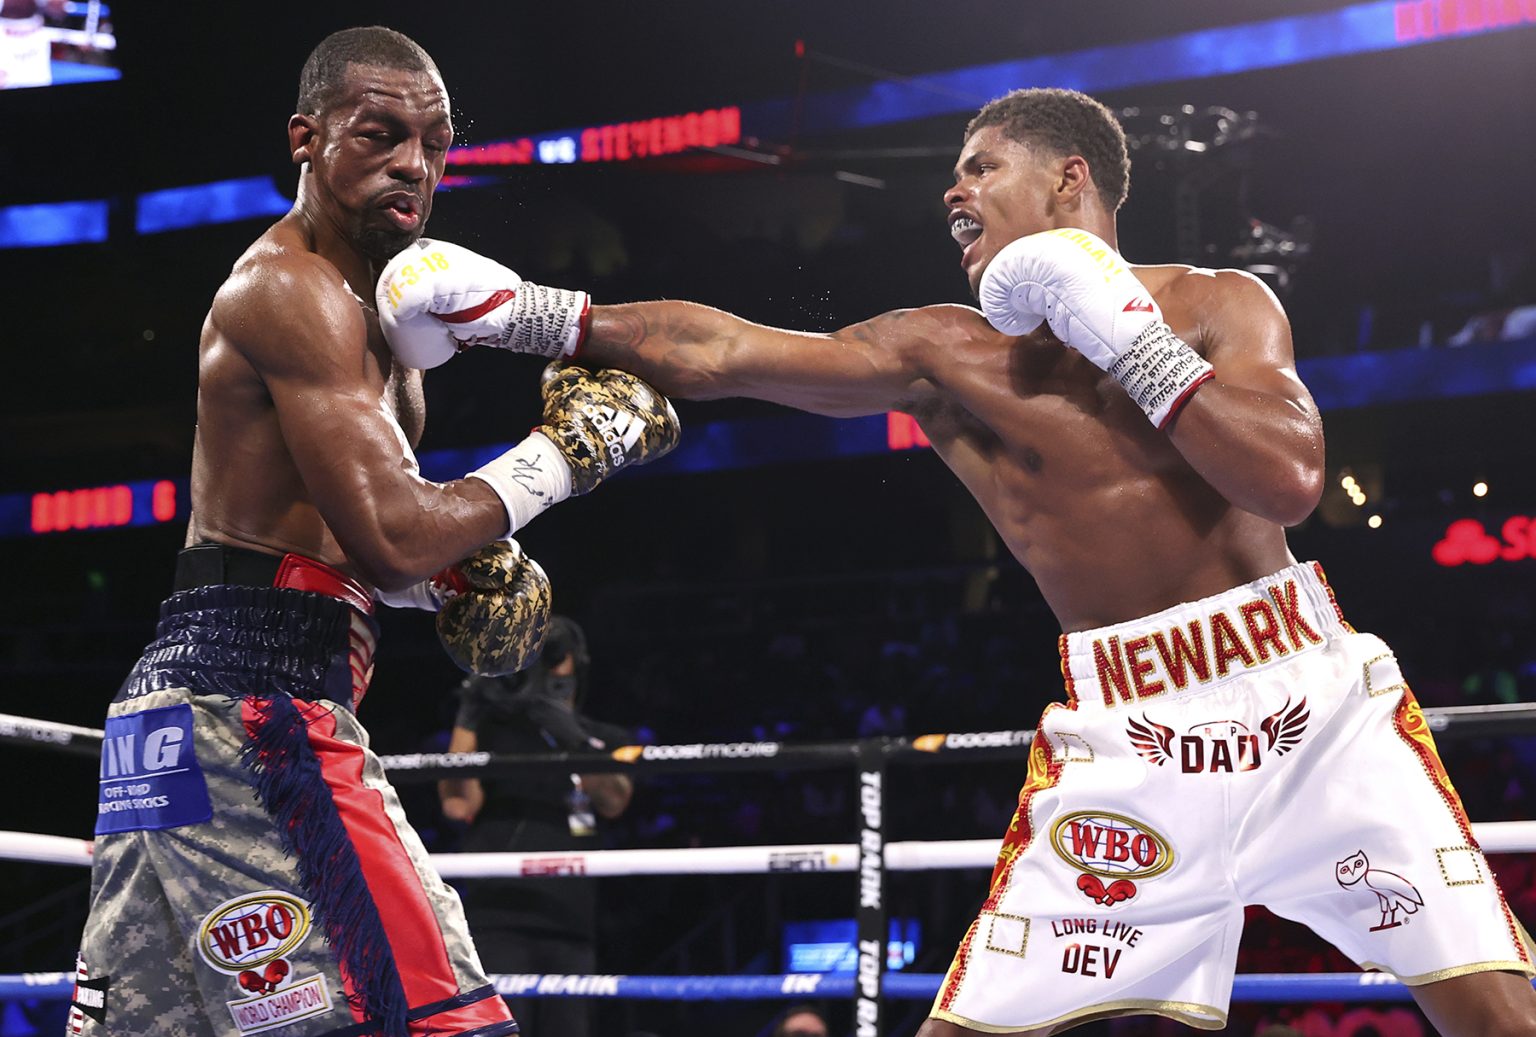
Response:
[377,539,553,675]
[538,362,681,495]
[979,228,1213,428]
[376,238,591,368]
[435,539,552,676]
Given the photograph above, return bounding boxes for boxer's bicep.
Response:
[1167,270,1325,524]
[1199,270,1318,421]
[271,381,504,587]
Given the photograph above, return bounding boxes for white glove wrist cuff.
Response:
[467,430,574,535]
[506,284,592,358]
[374,580,442,611]
[1108,322,1215,429]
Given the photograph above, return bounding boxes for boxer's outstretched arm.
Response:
[214,251,511,589]
[1164,270,1325,526]
[581,301,942,418]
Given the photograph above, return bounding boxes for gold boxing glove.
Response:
[434,540,552,676]
[377,540,552,676]
[538,362,681,495]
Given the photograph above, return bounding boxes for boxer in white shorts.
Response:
[384,84,1536,1033]
[932,561,1533,1032]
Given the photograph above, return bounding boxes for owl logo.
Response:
[1335,850,1424,931]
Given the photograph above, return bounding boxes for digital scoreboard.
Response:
[447,106,742,167]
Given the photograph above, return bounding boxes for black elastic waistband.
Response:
[175,543,285,591]
[114,584,374,708]
[175,543,374,615]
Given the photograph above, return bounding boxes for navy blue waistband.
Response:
[115,585,376,707]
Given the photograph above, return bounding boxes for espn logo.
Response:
[520,856,587,876]
[769,850,830,872]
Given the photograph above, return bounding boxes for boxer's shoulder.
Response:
[217,238,357,324]
[211,238,368,371]
[1139,263,1281,314]
[1135,263,1287,348]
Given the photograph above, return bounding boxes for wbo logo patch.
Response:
[1051,811,1174,908]
[198,891,334,1035]
[197,891,312,974]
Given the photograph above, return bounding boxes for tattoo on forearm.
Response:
[602,309,651,351]
[592,305,731,395]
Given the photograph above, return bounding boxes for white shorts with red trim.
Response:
[932,561,1534,1033]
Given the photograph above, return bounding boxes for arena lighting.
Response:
[1474,481,1490,497]
[1432,515,1536,566]
[742,0,1536,138]
[7,2,1536,246]
[446,0,1536,170]
[1368,514,1383,529]
[0,199,108,248]
[136,177,292,235]
[1340,472,1366,506]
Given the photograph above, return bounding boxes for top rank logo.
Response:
[197,891,312,974]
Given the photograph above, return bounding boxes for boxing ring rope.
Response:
[9,824,1536,875]
[0,969,1452,1005]
[5,705,1536,1025]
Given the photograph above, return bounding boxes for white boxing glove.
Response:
[979,228,1214,428]
[376,239,592,369]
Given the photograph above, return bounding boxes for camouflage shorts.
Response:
[74,686,515,1037]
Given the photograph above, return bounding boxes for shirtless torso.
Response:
[852,268,1299,630]
[188,218,424,571]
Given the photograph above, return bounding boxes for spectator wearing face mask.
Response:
[439,615,633,1037]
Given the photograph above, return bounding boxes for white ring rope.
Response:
[38,27,116,50]
[8,822,1536,876]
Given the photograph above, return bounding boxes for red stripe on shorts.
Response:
[1057,634,1078,709]
[294,702,515,1032]
[1392,688,1530,967]
[937,713,1065,1014]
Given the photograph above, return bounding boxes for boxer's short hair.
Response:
[966,88,1131,212]
[297,26,441,116]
